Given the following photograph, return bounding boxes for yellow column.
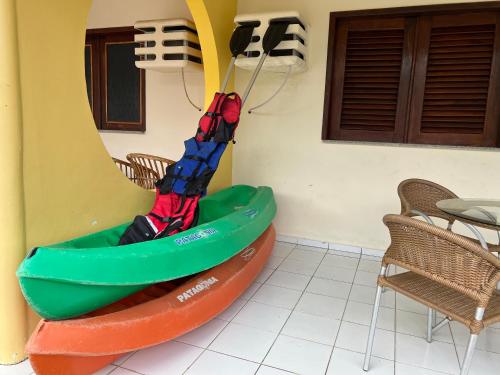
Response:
[186,0,237,192]
[0,1,237,359]
[0,0,28,364]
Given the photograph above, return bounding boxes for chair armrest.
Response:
[383,214,500,306]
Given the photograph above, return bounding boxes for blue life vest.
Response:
[157,137,227,196]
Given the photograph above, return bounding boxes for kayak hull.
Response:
[27,225,276,375]
[18,185,276,319]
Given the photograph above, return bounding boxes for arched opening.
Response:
[85,0,205,189]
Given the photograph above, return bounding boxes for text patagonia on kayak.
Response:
[176,276,219,302]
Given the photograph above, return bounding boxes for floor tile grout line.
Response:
[113,254,398,371]
[173,338,269,366]
[190,347,266,371]
[394,361,455,375]
[262,284,351,301]
[254,244,331,374]
[114,364,146,375]
[142,247,393,374]
[278,331,339,347]
[394,359,458,375]
[245,296,299,311]
[180,319,233,374]
[394,292,462,375]
[215,314,410,354]
[173,334,459,375]
[180,255,278,375]
[326,317,474,354]
[114,350,141,371]
[323,254,363,375]
[184,242,299,375]
[275,268,374,286]
[180,292,253,373]
[255,273,357,301]
[256,363,297,374]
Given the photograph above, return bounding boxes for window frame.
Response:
[322,1,500,147]
[85,26,146,132]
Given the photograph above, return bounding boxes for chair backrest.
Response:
[112,157,136,182]
[126,153,175,190]
[397,178,458,223]
[383,214,500,304]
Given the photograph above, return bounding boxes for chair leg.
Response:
[363,265,388,371]
[426,308,433,343]
[363,285,382,371]
[381,265,390,293]
[460,334,478,375]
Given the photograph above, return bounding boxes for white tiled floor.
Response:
[2,240,500,375]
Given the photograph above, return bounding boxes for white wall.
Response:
[87,0,204,161]
[234,0,500,250]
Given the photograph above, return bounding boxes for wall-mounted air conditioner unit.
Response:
[234,11,307,74]
[134,19,202,72]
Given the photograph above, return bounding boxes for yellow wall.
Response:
[0,0,235,363]
[0,0,28,364]
[234,0,500,250]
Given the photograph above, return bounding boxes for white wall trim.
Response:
[277,233,384,258]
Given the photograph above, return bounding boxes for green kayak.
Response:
[17,185,276,320]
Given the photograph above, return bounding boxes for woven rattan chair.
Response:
[126,153,175,190]
[398,179,500,343]
[364,214,500,375]
[398,178,458,228]
[112,157,136,183]
[398,179,500,252]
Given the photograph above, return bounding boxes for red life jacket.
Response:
[147,191,200,237]
[119,193,200,245]
[196,92,242,142]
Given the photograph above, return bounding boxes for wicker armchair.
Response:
[364,215,500,375]
[126,153,175,190]
[398,178,458,227]
[398,178,500,345]
[112,157,136,183]
[398,179,500,252]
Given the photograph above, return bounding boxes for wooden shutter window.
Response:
[85,36,101,127]
[324,18,414,142]
[323,4,500,148]
[407,12,500,146]
[85,27,146,132]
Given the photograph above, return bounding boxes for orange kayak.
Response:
[27,225,275,375]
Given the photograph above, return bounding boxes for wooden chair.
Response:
[112,157,136,183]
[126,153,175,190]
[364,215,500,375]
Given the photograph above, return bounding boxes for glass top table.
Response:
[437,199,500,228]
